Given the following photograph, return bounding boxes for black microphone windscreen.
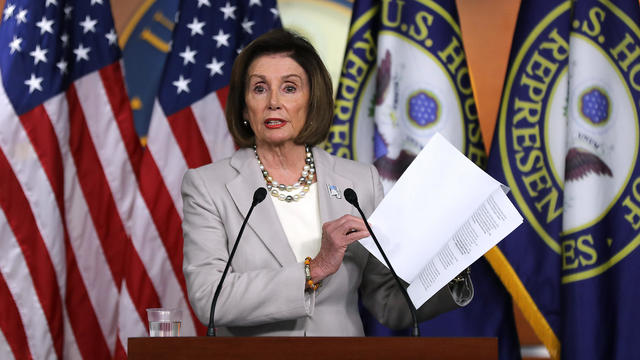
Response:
[253,187,267,205]
[344,188,358,206]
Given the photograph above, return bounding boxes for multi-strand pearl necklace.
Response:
[254,145,315,202]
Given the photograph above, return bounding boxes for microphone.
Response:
[344,188,420,337]
[207,187,267,336]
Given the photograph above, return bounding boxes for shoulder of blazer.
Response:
[312,147,376,179]
[187,148,254,179]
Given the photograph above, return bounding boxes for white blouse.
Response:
[270,183,322,262]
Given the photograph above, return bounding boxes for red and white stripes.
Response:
[0,60,225,359]
[134,85,236,337]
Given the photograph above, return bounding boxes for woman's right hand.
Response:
[310,214,370,282]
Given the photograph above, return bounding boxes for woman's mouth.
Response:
[264,119,286,129]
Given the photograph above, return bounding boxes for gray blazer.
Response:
[181,147,462,336]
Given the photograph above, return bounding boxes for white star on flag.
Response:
[79,15,98,33]
[179,46,197,65]
[242,18,255,34]
[4,4,16,20]
[249,0,262,6]
[64,5,73,19]
[56,59,68,74]
[46,0,57,7]
[60,33,69,46]
[173,75,191,94]
[105,29,117,45]
[91,0,103,5]
[24,73,43,93]
[206,57,225,76]
[270,7,279,19]
[212,29,230,48]
[220,2,236,20]
[73,43,91,61]
[16,8,28,24]
[186,17,206,36]
[36,16,55,35]
[197,0,211,8]
[29,44,48,65]
[9,36,22,54]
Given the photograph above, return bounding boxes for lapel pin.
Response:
[327,184,342,199]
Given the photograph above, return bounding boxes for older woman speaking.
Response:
[181,29,472,336]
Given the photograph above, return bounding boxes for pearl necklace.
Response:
[253,145,316,202]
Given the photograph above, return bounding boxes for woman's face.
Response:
[244,53,310,147]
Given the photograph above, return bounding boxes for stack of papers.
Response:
[359,133,523,307]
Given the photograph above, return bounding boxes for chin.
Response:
[258,136,296,147]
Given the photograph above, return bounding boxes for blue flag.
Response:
[326,0,486,189]
[326,1,520,359]
[120,0,179,139]
[487,0,640,358]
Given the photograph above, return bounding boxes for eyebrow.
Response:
[247,74,304,83]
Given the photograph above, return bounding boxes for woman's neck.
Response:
[255,142,308,185]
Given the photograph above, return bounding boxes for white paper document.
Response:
[359,133,523,308]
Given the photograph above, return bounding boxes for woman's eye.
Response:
[284,85,296,93]
[253,85,266,93]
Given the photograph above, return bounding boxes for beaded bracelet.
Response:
[304,257,320,291]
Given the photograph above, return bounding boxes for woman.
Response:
[181,29,472,336]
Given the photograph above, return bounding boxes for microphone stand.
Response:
[207,188,267,336]
[344,188,420,337]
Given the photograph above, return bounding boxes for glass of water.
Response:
[146,308,182,337]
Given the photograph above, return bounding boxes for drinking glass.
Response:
[146,308,182,337]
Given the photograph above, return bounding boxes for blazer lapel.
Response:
[226,149,297,266]
[312,148,356,223]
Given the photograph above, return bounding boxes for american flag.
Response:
[0,0,280,359]
[0,0,141,358]
[149,0,281,177]
[138,0,280,339]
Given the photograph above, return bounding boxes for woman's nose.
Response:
[268,89,281,110]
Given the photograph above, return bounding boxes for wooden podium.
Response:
[128,337,497,359]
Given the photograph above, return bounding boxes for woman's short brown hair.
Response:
[226,29,334,147]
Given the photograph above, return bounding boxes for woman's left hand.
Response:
[309,215,369,282]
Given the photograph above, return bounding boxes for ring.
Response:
[346,228,358,235]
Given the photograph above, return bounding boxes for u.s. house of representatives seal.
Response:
[498,0,640,283]
[328,0,485,191]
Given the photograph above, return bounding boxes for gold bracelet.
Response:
[304,257,320,291]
